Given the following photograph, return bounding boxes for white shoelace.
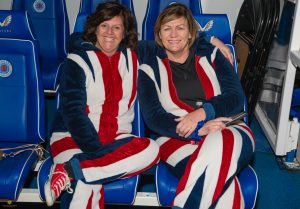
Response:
[49,171,74,195]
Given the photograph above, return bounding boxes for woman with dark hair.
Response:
[138,3,255,209]
[44,2,159,208]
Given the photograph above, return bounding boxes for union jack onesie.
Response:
[49,33,160,209]
[137,39,255,209]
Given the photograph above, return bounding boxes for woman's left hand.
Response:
[175,109,205,138]
[198,117,232,136]
[219,45,234,65]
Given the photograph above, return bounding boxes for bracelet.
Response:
[191,120,205,141]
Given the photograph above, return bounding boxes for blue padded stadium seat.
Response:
[153,14,258,209]
[12,0,70,92]
[142,0,202,40]
[0,10,45,200]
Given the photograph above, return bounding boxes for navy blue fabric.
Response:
[12,0,70,90]
[0,10,45,200]
[142,0,202,40]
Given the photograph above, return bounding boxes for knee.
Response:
[148,138,160,158]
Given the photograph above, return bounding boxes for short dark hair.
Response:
[83,2,138,49]
[154,3,199,48]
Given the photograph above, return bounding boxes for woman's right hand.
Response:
[211,36,234,65]
[198,117,232,136]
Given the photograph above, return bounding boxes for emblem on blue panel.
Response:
[0,15,12,27]
[0,60,13,78]
[196,20,214,32]
[33,0,46,13]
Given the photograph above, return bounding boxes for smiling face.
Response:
[159,16,192,62]
[95,16,125,57]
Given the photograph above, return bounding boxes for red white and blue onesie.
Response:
[50,33,160,209]
[137,39,255,209]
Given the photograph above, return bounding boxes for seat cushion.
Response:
[38,157,140,204]
[0,142,39,200]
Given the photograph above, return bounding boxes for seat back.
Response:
[79,0,135,14]
[194,14,232,44]
[73,13,88,33]
[0,10,45,144]
[12,0,69,60]
[142,0,202,40]
[74,0,136,33]
[12,0,70,90]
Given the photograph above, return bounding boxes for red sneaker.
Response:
[44,163,73,206]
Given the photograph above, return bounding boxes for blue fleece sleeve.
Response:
[137,40,158,63]
[58,59,102,152]
[206,49,245,117]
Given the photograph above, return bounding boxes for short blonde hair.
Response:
[154,3,199,47]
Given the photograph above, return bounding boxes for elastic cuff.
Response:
[191,120,205,141]
[203,103,215,121]
[68,158,84,181]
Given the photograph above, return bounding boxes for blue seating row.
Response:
[0,10,45,200]
[0,0,258,207]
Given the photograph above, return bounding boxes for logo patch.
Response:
[0,15,12,27]
[33,0,46,13]
[196,20,214,32]
[0,60,13,78]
